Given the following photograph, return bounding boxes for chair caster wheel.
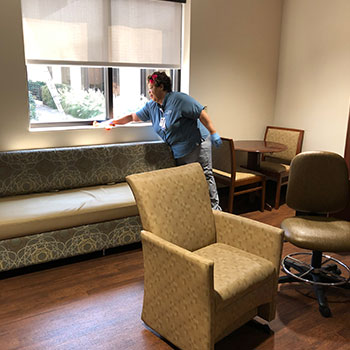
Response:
[319,305,331,318]
[324,263,342,275]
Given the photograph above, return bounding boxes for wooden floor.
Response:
[1,204,350,350]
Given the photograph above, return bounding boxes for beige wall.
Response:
[2,0,349,154]
[189,0,283,140]
[0,0,282,151]
[274,0,350,154]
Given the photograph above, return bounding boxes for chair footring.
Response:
[279,251,350,317]
[280,252,350,287]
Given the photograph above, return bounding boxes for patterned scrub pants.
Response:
[175,135,222,211]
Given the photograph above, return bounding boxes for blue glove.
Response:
[210,132,222,148]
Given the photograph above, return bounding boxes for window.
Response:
[28,65,106,124]
[21,0,183,128]
[27,65,180,126]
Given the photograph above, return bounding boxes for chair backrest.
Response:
[126,163,216,251]
[212,137,236,181]
[263,126,304,162]
[286,151,349,214]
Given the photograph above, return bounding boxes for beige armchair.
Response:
[126,163,284,350]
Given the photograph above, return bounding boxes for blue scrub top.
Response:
[136,92,209,158]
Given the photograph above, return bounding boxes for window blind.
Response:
[21,0,182,68]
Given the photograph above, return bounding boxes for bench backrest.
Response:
[0,142,175,197]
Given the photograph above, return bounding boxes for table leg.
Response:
[246,152,272,210]
[246,152,260,171]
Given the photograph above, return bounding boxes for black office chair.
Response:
[279,151,350,317]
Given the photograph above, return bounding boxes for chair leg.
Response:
[274,177,282,209]
[279,251,335,317]
[279,274,298,283]
[260,179,266,212]
[311,251,332,317]
[312,282,331,317]
[228,185,234,213]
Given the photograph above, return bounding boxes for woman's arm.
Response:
[199,109,216,134]
[199,109,222,147]
[110,113,141,125]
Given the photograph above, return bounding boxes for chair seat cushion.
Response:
[260,161,289,173]
[282,216,350,252]
[0,183,138,240]
[213,168,262,181]
[194,243,275,310]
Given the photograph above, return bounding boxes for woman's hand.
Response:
[210,132,222,148]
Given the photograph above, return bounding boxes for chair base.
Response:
[279,251,350,317]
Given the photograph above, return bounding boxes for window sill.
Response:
[29,122,152,132]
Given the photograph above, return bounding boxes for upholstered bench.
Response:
[0,141,175,272]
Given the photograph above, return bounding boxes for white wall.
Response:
[188,0,283,140]
[0,0,159,152]
[274,0,350,154]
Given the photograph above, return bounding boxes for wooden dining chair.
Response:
[212,137,266,213]
[260,126,304,209]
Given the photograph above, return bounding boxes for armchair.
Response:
[126,163,284,350]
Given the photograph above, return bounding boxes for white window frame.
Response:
[21,0,185,129]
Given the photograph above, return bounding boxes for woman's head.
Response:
[147,71,172,93]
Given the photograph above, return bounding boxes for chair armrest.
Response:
[213,210,284,272]
[141,230,215,350]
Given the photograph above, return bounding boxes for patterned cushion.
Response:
[0,141,175,197]
[213,210,284,272]
[127,163,216,251]
[0,216,141,272]
[194,243,275,310]
[265,128,301,161]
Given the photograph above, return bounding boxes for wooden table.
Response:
[234,140,287,171]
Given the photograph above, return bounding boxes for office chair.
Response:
[279,151,350,317]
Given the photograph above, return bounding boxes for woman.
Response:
[111,71,222,210]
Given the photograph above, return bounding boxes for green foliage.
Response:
[60,88,105,119]
[37,83,104,120]
[41,84,57,109]
[28,80,45,100]
[41,83,67,109]
[28,91,37,120]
